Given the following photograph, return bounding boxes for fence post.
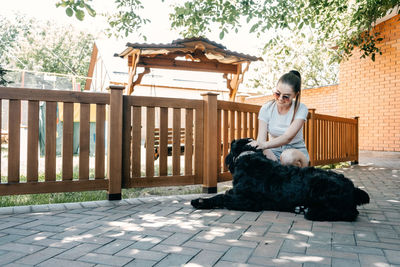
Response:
[107,85,124,200]
[308,109,316,167]
[352,116,359,165]
[202,92,219,193]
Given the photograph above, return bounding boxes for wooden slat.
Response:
[255,113,259,138]
[194,107,204,184]
[8,100,21,182]
[146,107,155,177]
[79,103,90,180]
[236,111,242,139]
[0,180,108,196]
[62,102,74,180]
[138,57,237,74]
[121,102,131,186]
[159,107,168,176]
[131,106,141,178]
[229,110,235,144]
[223,109,229,172]
[172,108,181,175]
[0,87,109,104]
[45,102,57,181]
[95,104,105,179]
[217,109,222,174]
[243,112,248,137]
[185,109,193,176]
[315,113,357,124]
[127,95,202,109]
[218,172,232,182]
[27,100,39,182]
[249,112,254,139]
[130,175,195,188]
[218,100,260,113]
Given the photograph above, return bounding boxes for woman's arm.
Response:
[256,118,305,149]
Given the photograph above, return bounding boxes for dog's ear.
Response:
[225,152,234,172]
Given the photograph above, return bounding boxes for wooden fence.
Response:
[0,86,358,198]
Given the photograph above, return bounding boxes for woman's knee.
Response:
[280,149,308,167]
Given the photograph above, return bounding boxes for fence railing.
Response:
[0,86,358,198]
[0,87,109,196]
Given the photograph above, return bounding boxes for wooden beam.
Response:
[84,43,98,91]
[137,58,237,74]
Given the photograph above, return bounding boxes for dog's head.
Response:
[225,138,258,173]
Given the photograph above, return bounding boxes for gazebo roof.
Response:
[116,37,262,65]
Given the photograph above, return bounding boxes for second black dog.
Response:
[191,138,369,221]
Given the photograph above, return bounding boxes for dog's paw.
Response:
[191,198,212,209]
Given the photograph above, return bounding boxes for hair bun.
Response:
[289,70,301,80]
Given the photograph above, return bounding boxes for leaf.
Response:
[250,23,258,33]
[219,30,224,39]
[75,9,85,21]
[66,7,73,17]
[85,4,96,17]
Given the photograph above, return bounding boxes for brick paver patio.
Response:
[0,153,399,266]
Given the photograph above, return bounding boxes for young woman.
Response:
[250,70,309,167]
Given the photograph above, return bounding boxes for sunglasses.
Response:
[273,91,292,102]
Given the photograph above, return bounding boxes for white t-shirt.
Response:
[258,101,308,144]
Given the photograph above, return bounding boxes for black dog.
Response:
[191,138,369,221]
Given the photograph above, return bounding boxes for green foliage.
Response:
[56,0,96,21]
[169,0,400,62]
[0,67,8,86]
[1,15,94,88]
[247,30,339,92]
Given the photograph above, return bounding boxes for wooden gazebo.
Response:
[116,37,262,101]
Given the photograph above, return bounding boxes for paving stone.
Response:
[0,252,27,265]
[151,244,200,256]
[332,258,361,267]
[153,253,192,267]
[0,242,45,254]
[332,232,356,245]
[15,247,65,265]
[159,232,193,246]
[384,249,400,264]
[214,260,264,267]
[56,243,103,260]
[0,234,24,245]
[123,259,157,267]
[221,246,254,263]
[278,252,331,265]
[123,236,162,249]
[94,239,133,255]
[358,254,390,267]
[115,247,167,261]
[212,237,258,248]
[183,240,230,252]
[280,239,308,254]
[16,232,56,244]
[37,258,95,267]
[186,249,224,266]
[333,244,384,255]
[78,252,132,266]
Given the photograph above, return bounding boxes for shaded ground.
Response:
[0,152,399,266]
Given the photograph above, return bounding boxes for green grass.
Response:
[315,161,351,169]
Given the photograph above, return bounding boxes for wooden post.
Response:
[308,109,316,167]
[107,85,124,200]
[352,116,359,165]
[202,92,219,193]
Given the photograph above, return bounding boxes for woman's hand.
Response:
[248,140,258,147]
[248,140,269,150]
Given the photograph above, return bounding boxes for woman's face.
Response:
[274,82,296,107]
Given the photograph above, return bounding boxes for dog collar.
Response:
[234,150,256,162]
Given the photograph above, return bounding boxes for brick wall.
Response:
[244,84,338,115]
[338,14,400,151]
[244,15,400,152]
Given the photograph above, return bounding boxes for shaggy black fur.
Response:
[191,138,370,221]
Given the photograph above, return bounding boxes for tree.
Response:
[56,0,400,62]
[0,15,32,86]
[247,29,338,93]
[1,15,95,88]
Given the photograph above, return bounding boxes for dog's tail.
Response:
[354,187,370,205]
